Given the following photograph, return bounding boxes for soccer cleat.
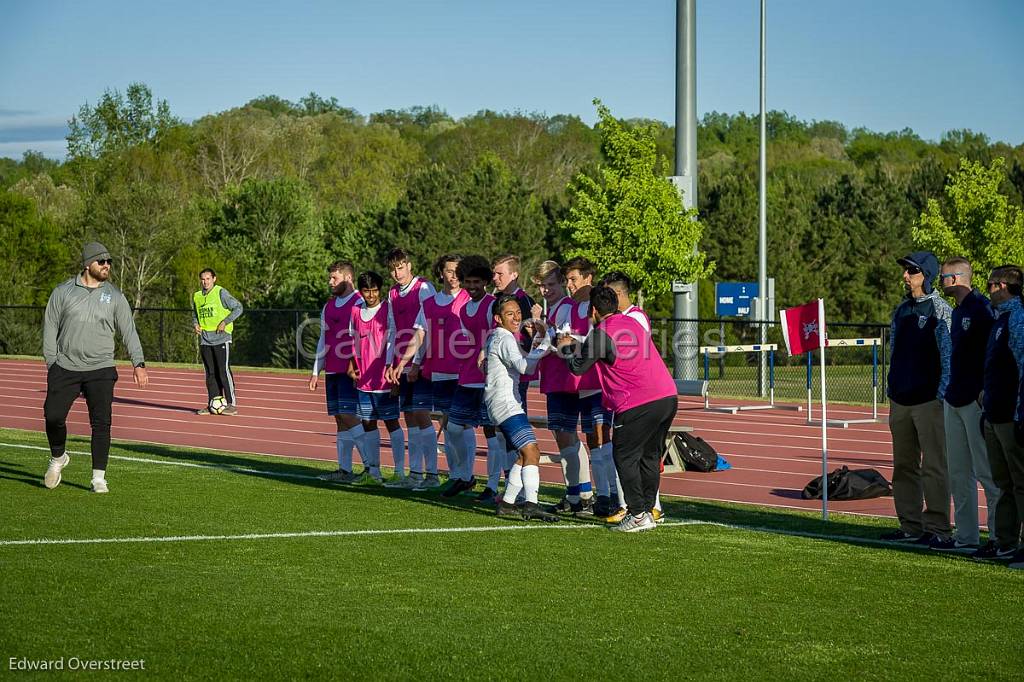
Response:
[520,502,560,522]
[221,405,238,416]
[496,500,521,518]
[196,408,211,416]
[91,479,109,494]
[652,508,665,524]
[441,478,470,498]
[318,469,352,483]
[412,474,443,491]
[44,453,70,489]
[474,487,498,505]
[605,507,628,524]
[546,497,572,514]
[572,496,595,518]
[879,529,923,543]
[610,512,656,533]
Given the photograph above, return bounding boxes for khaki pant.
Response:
[889,400,951,536]
[984,420,1024,549]
[943,400,1000,545]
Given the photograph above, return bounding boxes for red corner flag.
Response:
[780,299,825,355]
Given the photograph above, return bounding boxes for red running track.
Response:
[0,359,987,522]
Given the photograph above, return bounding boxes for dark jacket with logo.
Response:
[887,291,952,406]
[983,297,1024,424]
[945,289,994,407]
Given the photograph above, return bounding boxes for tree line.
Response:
[3,82,1023,333]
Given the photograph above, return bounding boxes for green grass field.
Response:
[1,427,1021,680]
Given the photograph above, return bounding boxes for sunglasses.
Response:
[95,259,113,266]
[904,266,921,275]
[938,272,963,281]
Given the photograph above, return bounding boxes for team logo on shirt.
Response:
[100,293,112,304]
[995,327,1003,340]
[917,315,928,328]
[961,317,971,331]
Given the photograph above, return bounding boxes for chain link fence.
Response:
[1,305,889,405]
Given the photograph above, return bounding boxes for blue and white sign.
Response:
[715,282,758,317]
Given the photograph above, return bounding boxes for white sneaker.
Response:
[91,479,109,494]
[44,453,70,489]
[610,512,657,533]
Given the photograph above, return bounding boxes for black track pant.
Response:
[43,364,117,470]
[200,343,235,405]
[612,396,678,515]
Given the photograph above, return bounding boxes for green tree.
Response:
[66,83,178,161]
[0,191,71,305]
[563,100,713,304]
[913,157,1024,290]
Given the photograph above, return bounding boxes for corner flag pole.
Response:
[818,297,828,520]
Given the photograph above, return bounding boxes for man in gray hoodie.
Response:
[42,241,149,493]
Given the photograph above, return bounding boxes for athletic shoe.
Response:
[593,495,612,518]
[1007,550,1024,570]
[460,478,477,496]
[879,529,923,543]
[610,512,656,533]
[496,500,521,518]
[911,533,937,546]
[43,453,70,489]
[91,479,108,494]
[473,487,498,505]
[196,408,211,415]
[652,508,665,524]
[222,405,238,416]
[970,541,1001,559]
[572,496,595,518]
[384,475,415,489]
[318,469,352,483]
[930,537,977,553]
[605,508,628,524]
[412,474,442,491]
[441,478,472,498]
[546,497,572,514]
[520,502,560,522]
[353,470,383,485]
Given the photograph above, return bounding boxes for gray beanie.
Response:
[82,241,112,268]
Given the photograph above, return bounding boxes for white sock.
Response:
[389,428,406,478]
[445,422,467,479]
[91,468,105,482]
[364,429,381,472]
[337,431,353,472]
[461,428,477,481]
[615,470,627,511]
[406,426,423,478]
[577,440,593,500]
[422,423,439,475]
[348,424,367,470]
[560,444,581,503]
[522,465,540,504]
[502,463,523,503]
[591,443,609,497]
[654,490,662,512]
[485,436,504,491]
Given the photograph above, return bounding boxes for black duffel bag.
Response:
[801,466,892,500]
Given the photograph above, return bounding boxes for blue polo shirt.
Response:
[945,289,994,407]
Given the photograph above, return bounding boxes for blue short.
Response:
[399,374,433,412]
[545,392,582,434]
[325,373,358,416]
[498,413,537,451]
[579,392,613,434]
[449,386,491,428]
[357,390,400,422]
[431,379,458,413]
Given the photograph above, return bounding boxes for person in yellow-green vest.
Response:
[192,268,244,415]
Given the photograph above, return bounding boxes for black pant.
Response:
[43,364,118,470]
[612,396,678,515]
[200,343,235,405]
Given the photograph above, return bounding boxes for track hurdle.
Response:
[700,343,802,414]
[805,337,881,428]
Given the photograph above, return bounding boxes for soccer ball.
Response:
[209,396,228,415]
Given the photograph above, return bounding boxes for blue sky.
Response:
[1,0,1022,159]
